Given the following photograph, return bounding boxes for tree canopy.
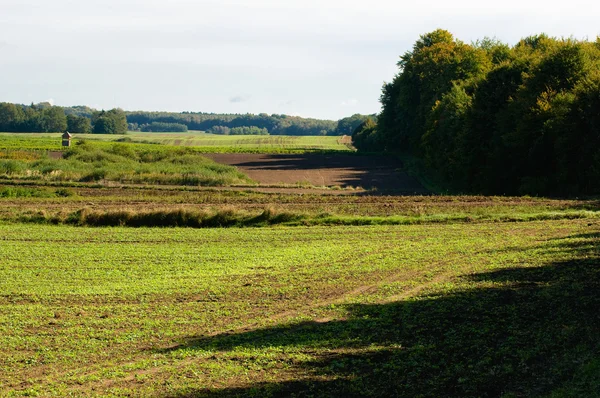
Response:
[355,30,600,196]
[0,103,67,133]
[92,109,128,134]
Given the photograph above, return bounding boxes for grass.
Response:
[0,132,353,154]
[0,140,252,186]
[7,204,600,228]
[1,184,599,227]
[1,220,599,396]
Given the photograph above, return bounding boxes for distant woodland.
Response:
[0,102,369,137]
[353,30,600,196]
[0,103,128,135]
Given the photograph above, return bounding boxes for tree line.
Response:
[1,102,370,137]
[134,122,188,132]
[353,30,600,196]
[0,102,128,135]
[207,126,269,135]
[126,111,367,136]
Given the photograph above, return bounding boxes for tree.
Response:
[66,115,91,133]
[335,114,371,136]
[92,109,128,134]
[351,118,380,152]
[0,103,25,132]
[40,106,67,132]
[93,116,118,134]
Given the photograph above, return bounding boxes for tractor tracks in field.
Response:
[257,266,453,326]
[75,266,455,392]
[10,265,454,394]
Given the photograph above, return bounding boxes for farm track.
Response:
[21,262,455,393]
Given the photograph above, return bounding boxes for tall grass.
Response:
[13,206,600,228]
[0,140,252,186]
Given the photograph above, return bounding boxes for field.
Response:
[1,135,600,397]
[0,133,353,153]
[2,220,600,397]
[119,132,353,152]
[0,134,421,192]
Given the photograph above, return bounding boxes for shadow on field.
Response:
[163,233,600,398]
[204,153,428,193]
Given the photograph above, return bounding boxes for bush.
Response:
[0,160,26,175]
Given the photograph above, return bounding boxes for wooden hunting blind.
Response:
[62,132,72,147]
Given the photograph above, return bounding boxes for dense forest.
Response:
[0,103,128,134]
[125,111,369,136]
[0,102,369,137]
[354,30,600,196]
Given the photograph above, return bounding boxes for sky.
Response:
[1,0,599,120]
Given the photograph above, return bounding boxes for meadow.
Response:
[0,139,251,187]
[1,134,599,397]
[0,132,353,153]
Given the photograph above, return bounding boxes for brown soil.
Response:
[47,151,64,160]
[205,153,428,193]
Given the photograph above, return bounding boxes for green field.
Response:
[124,131,352,152]
[1,220,599,397]
[0,132,352,153]
[1,133,599,397]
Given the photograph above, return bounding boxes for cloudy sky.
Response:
[1,0,599,119]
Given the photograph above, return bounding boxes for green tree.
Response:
[422,83,473,187]
[92,109,128,134]
[370,30,600,195]
[378,29,490,154]
[351,118,380,152]
[0,103,25,132]
[40,106,67,132]
[335,114,371,136]
[66,115,92,133]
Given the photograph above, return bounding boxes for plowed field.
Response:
[205,153,428,193]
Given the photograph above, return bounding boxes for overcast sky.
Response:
[1,0,599,120]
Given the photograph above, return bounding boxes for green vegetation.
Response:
[139,122,188,132]
[357,30,600,196]
[1,102,372,137]
[91,109,128,135]
[0,139,251,186]
[0,134,62,151]
[5,198,600,228]
[335,113,374,136]
[1,219,599,396]
[2,184,599,224]
[0,186,74,199]
[0,102,126,134]
[2,30,599,396]
[66,114,91,134]
[0,102,67,133]
[120,132,350,152]
[126,111,339,136]
[0,131,598,396]
[0,133,352,153]
[102,132,350,152]
[207,126,269,135]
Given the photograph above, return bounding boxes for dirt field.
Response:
[205,153,428,193]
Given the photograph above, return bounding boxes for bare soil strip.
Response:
[204,153,428,193]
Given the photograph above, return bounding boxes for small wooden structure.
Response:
[62,132,72,147]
